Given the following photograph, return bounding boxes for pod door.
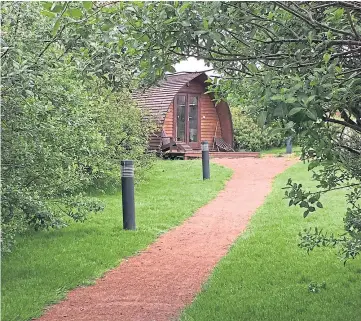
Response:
[174,94,200,149]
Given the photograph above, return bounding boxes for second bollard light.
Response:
[286,136,292,154]
[121,160,136,230]
[201,141,210,180]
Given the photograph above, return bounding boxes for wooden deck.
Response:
[163,150,260,159]
[161,140,260,159]
[184,151,260,159]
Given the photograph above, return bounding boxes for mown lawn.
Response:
[181,163,361,321]
[1,160,232,321]
[260,145,302,157]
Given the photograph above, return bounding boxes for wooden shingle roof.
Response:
[133,72,206,124]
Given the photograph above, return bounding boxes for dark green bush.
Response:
[231,108,284,151]
[1,3,156,251]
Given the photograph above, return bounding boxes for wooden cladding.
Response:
[216,101,233,146]
[162,87,222,150]
[200,93,222,148]
[163,102,174,137]
[137,73,233,152]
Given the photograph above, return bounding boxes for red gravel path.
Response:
[37,157,296,321]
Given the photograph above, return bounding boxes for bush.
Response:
[1,67,155,251]
[231,108,284,151]
[1,3,156,251]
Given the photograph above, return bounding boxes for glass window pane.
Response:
[177,95,186,105]
[176,95,186,141]
[189,96,198,142]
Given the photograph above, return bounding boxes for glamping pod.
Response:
[134,72,258,159]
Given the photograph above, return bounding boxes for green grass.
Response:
[1,160,232,321]
[181,163,361,321]
[260,145,302,157]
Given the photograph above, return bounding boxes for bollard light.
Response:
[201,141,210,180]
[286,137,292,154]
[121,160,136,230]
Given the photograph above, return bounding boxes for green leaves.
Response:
[305,109,317,121]
[165,65,176,73]
[306,95,315,104]
[42,5,84,20]
[83,1,93,11]
[285,179,323,218]
[41,2,65,17]
[50,4,64,13]
[181,20,191,27]
[316,201,323,208]
[334,7,344,19]
[247,63,258,73]
[5,0,361,262]
[179,2,191,14]
[288,107,304,116]
[232,107,284,151]
[52,19,61,36]
[68,8,83,19]
[1,1,156,251]
[323,53,331,64]
[40,10,56,18]
[194,30,208,36]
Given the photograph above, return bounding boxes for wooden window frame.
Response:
[173,93,201,149]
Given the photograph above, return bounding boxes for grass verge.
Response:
[2,160,232,321]
[181,162,361,321]
[260,145,301,157]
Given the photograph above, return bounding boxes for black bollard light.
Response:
[286,136,292,154]
[121,160,136,230]
[201,141,210,180]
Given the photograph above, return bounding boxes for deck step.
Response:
[175,141,193,152]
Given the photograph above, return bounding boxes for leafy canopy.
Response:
[1,2,154,251]
[120,1,361,260]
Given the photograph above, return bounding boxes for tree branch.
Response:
[338,66,361,75]
[1,48,9,58]
[331,47,361,59]
[239,6,301,38]
[285,183,361,195]
[276,2,316,28]
[312,2,338,10]
[263,39,361,46]
[338,144,361,155]
[37,25,66,59]
[37,2,69,60]
[277,1,355,37]
[323,116,361,133]
[346,9,359,39]
[338,1,361,12]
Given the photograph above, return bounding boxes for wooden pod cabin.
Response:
[134,72,239,158]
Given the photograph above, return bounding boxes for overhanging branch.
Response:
[323,116,361,133]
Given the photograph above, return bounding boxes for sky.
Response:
[174,57,216,76]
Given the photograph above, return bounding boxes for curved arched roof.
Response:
[133,72,206,123]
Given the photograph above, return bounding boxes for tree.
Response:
[1,2,154,251]
[119,1,361,260]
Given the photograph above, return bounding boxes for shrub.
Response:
[1,3,156,251]
[231,108,284,151]
[1,67,155,251]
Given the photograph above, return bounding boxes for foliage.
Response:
[180,164,361,321]
[231,108,283,151]
[1,161,232,321]
[2,0,360,259]
[1,2,154,251]
[119,1,361,260]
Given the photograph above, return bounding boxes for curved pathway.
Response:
[37,157,296,321]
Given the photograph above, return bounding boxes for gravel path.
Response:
[37,157,296,321]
